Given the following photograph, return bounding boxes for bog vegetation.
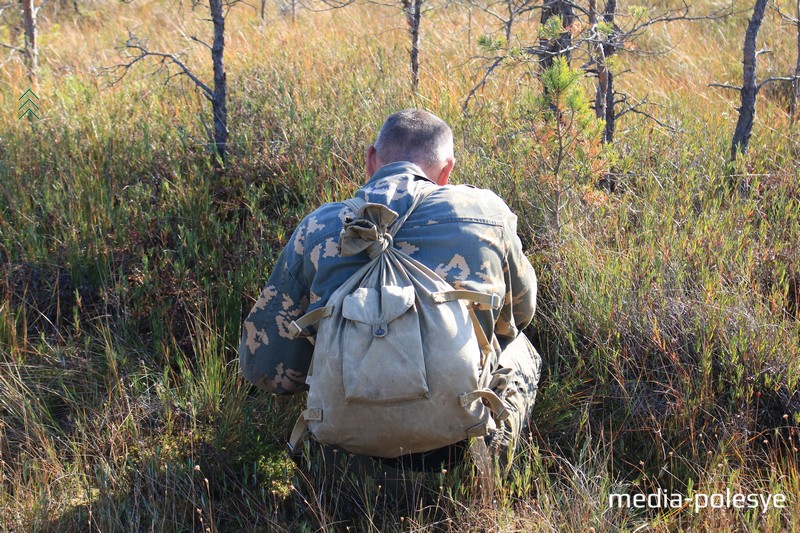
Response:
[1,0,799,530]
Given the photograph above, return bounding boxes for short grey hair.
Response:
[374,109,454,168]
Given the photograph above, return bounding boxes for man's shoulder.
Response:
[425,183,514,221]
[304,199,347,221]
[440,183,505,201]
[297,200,350,232]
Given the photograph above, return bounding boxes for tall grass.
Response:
[1,0,799,530]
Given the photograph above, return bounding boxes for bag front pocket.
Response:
[341,285,428,403]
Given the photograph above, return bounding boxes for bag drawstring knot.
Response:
[367,233,393,260]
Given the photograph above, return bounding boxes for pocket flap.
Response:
[342,285,415,325]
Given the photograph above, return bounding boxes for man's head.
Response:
[366,109,455,186]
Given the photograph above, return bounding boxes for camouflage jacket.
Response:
[239,161,537,394]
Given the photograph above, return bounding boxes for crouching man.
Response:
[239,109,541,479]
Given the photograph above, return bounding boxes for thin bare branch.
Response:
[758,75,798,91]
[34,0,51,16]
[623,0,689,35]
[629,109,672,131]
[0,42,23,53]
[365,0,401,8]
[544,0,590,19]
[232,0,256,10]
[467,0,541,26]
[770,0,799,23]
[463,55,506,112]
[522,43,582,61]
[0,53,15,68]
[189,34,213,51]
[471,3,511,25]
[110,32,214,99]
[625,0,738,37]
[310,0,357,9]
[621,43,679,57]
[709,83,742,91]
[614,0,740,55]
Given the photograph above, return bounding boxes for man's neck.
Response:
[367,161,434,184]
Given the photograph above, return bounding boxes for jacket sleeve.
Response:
[239,228,314,395]
[496,209,537,341]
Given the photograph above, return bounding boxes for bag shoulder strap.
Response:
[341,197,365,218]
[389,183,436,236]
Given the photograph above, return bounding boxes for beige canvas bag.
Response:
[287,190,510,458]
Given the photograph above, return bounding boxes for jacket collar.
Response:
[365,161,434,186]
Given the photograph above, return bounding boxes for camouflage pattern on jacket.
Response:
[239,161,537,394]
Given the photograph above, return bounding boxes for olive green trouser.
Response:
[490,332,542,467]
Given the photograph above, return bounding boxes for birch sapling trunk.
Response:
[210,0,228,164]
[409,0,422,91]
[730,0,767,160]
[22,0,37,77]
[504,0,513,44]
[601,0,616,143]
[793,0,800,120]
[590,0,617,143]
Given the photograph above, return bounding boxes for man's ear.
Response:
[435,158,455,186]
[366,145,378,178]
